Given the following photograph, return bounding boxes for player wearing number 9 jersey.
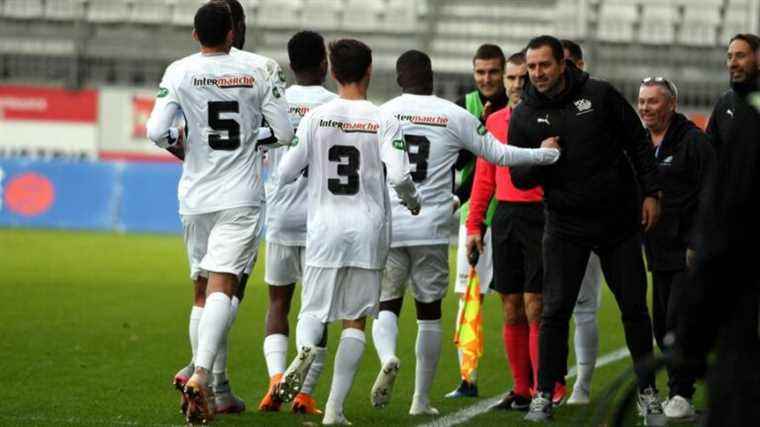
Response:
[274,39,420,426]
[369,50,561,416]
[146,2,292,423]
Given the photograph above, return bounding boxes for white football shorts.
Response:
[300,266,382,323]
[181,206,263,281]
[454,224,493,294]
[265,242,305,286]
[380,245,449,303]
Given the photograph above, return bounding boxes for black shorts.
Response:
[490,201,545,295]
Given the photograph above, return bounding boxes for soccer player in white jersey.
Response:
[167,0,288,417]
[258,30,337,415]
[370,50,562,416]
[273,39,421,426]
[146,2,292,423]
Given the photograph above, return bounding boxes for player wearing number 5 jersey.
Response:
[369,50,561,416]
[146,2,292,423]
[274,39,421,426]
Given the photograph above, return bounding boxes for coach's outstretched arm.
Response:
[457,112,560,166]
[381,116,421,215]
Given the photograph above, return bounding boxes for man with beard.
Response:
[509,35,664,423]
[680,33,760,427]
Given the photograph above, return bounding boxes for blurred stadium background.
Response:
[0,2,757,425]
[0,0,758,163]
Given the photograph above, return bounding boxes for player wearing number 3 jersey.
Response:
[146,2,292,423]
[370,50,561,416]
[274,39,421,426]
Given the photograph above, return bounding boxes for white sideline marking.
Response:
[418,346,631,427]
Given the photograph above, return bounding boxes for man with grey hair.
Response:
[637,76,715,420]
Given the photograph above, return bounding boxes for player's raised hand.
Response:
[540,136,560,150]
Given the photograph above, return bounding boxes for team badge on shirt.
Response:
[157,87,169,98]
[574,98,594,115]
[393,139,406,150]
[477,124,486,135]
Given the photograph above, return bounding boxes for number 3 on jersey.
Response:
[208,101,240,150]
[328,145,360,195]
[404,134,430,182]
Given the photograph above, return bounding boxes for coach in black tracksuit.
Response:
[637,76,716,408]
[510,36,663,420]
[679,34,760,427]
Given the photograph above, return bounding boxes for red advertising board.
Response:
[0,85,98,123]
[132,94,154,138]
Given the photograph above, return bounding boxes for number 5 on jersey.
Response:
[208,101,240,150]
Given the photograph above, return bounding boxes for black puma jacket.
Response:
[698,79,760,260]
[509,62,661,242]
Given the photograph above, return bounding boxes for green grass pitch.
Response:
[1,229,703,426]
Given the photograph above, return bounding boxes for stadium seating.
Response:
[131,0,171,25]
[722,0,760,43]
[3,0,44,19]
[639,4,679,44]
[678,4,721,46]
[87,0,130,23]
[0,0,755,110]
[301,0,341,31]
[171,0,204,26]
[596,3,638,43]
[342,0,383,32]
[44,0,85,21]
[257,0,301,29]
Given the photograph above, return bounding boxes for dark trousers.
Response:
[538,232,655,393]
[687,253,760,426]
[652,270,697,398]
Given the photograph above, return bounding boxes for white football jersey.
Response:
[277,98,419,269]
[230,47,287,99]
[380,94,559,246]
[266,85,338,246]
[146,51,293,215]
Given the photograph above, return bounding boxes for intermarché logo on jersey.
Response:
[290,105,311,117]
[395,113,448,128]
[319,119,379,134]
[192,74,255,89]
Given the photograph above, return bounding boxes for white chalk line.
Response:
[417,346,631,427]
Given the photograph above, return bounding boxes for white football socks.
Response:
[189,305,203,365]
[372,310,399,365]
[212,296,239,380]
[296,315,325,349]
[573,311,599,391]
[413,319,442,407]
[301,346,326,395]
[263,333,289,378]
[196,292,232,372]
[326,328,365,415]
